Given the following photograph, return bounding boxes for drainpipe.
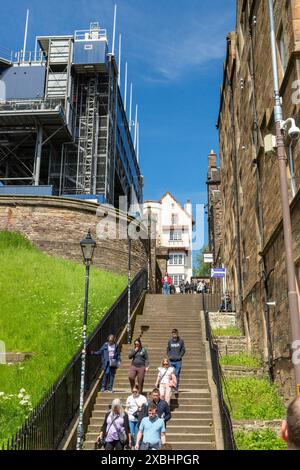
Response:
[249,18,274,382]
[228,78,244,327]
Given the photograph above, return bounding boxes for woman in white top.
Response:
[155,358,177,405]
[125,386,147,448]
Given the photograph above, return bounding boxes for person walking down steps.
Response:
[125,386,147,449]
[98,399,130,450]
[166,329,185,394]
[155,358,177,406]
[128,338,149,394]
[90,334,120,392]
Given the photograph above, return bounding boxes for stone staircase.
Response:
[83,294,217,450]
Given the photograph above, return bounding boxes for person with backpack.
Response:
[90,334,120,392]
[155,358,177,405]
[97,399,130,450]
[166,329,185,394]
[128,338,149,393]
[125,386,148,449]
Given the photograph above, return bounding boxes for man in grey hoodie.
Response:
[166,329,185,394]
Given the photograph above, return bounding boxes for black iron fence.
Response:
[202,293,236,450]
[4,269,147,450]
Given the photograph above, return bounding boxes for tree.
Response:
[193,245,210,277]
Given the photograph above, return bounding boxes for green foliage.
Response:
[193,245,210,277]
[234,429,287,450]
[224,378,286,420]
[220,353,261,368]
[212,326,242,337]
[0,231,127,443]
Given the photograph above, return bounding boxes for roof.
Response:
[159,192,195,224]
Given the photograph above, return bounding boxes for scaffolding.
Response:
[0,22,142,207]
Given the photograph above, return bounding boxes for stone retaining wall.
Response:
[215,336,248,355]
[222,365,266,378]
[232,419,282,435]
[0,196,154,282]
[209,312,237,329]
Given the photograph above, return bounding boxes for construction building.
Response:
[0,22,143,208]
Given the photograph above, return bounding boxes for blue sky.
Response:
[0,0,236,249]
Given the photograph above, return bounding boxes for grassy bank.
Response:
[0,231,127,444]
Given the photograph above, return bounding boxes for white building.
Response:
[144,192,194,290]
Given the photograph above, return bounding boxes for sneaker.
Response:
[100,388,105,392]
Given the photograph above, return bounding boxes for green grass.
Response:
[212,326,242,337]
[220,353,262,368]
[0,231,127,444]
[224,377,285,420]
[234,429,287,450]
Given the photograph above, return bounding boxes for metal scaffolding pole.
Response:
[34,126,43,186]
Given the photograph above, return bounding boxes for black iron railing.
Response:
[4,268,147,450]
[202,293,236,450]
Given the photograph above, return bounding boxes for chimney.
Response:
[185,199,192,216]
[208,149,217,168]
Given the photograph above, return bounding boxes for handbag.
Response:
[94,436,106,450]
[109,358,120,368]
[112,420,127,445]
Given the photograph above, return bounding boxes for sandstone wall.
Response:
[0,196,151,281]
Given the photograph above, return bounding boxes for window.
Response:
[171,274,185,287]
[169,254,184,266]
[170,230,182,241]
[278,27,286,73]
[171,214,178,225]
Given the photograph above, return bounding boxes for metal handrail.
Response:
[4,268,147,450]
[202,293,236,450]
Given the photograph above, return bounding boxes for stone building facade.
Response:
[144,193,194,291]
[207,150,223,267]
[215,0,300,400]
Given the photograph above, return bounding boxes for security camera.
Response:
[288,123,300,140]
[280,118,300,141]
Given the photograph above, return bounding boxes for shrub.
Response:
[220,353,261,368]
[224,377,285,420]
[234,428,287,450]
[212,326,242,337]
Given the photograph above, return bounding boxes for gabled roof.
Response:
[159,192,195,224]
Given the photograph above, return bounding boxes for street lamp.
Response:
[268,0,300,395]
[76,229,96,450]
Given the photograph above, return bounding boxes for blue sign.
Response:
[211,268,226,278]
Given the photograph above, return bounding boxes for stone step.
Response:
[93,397,212,405]
[87,423,213,433]
[114,374,209,380]
[85,431,215,443]
[83,441,215,451]
[93,404,213,413]
[89,416,214,426]
[94,393,211,402]
[95,393,211,402]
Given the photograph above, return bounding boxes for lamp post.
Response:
[76,229,96,450]
[127,232,132,344]
[268,0,300,394]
